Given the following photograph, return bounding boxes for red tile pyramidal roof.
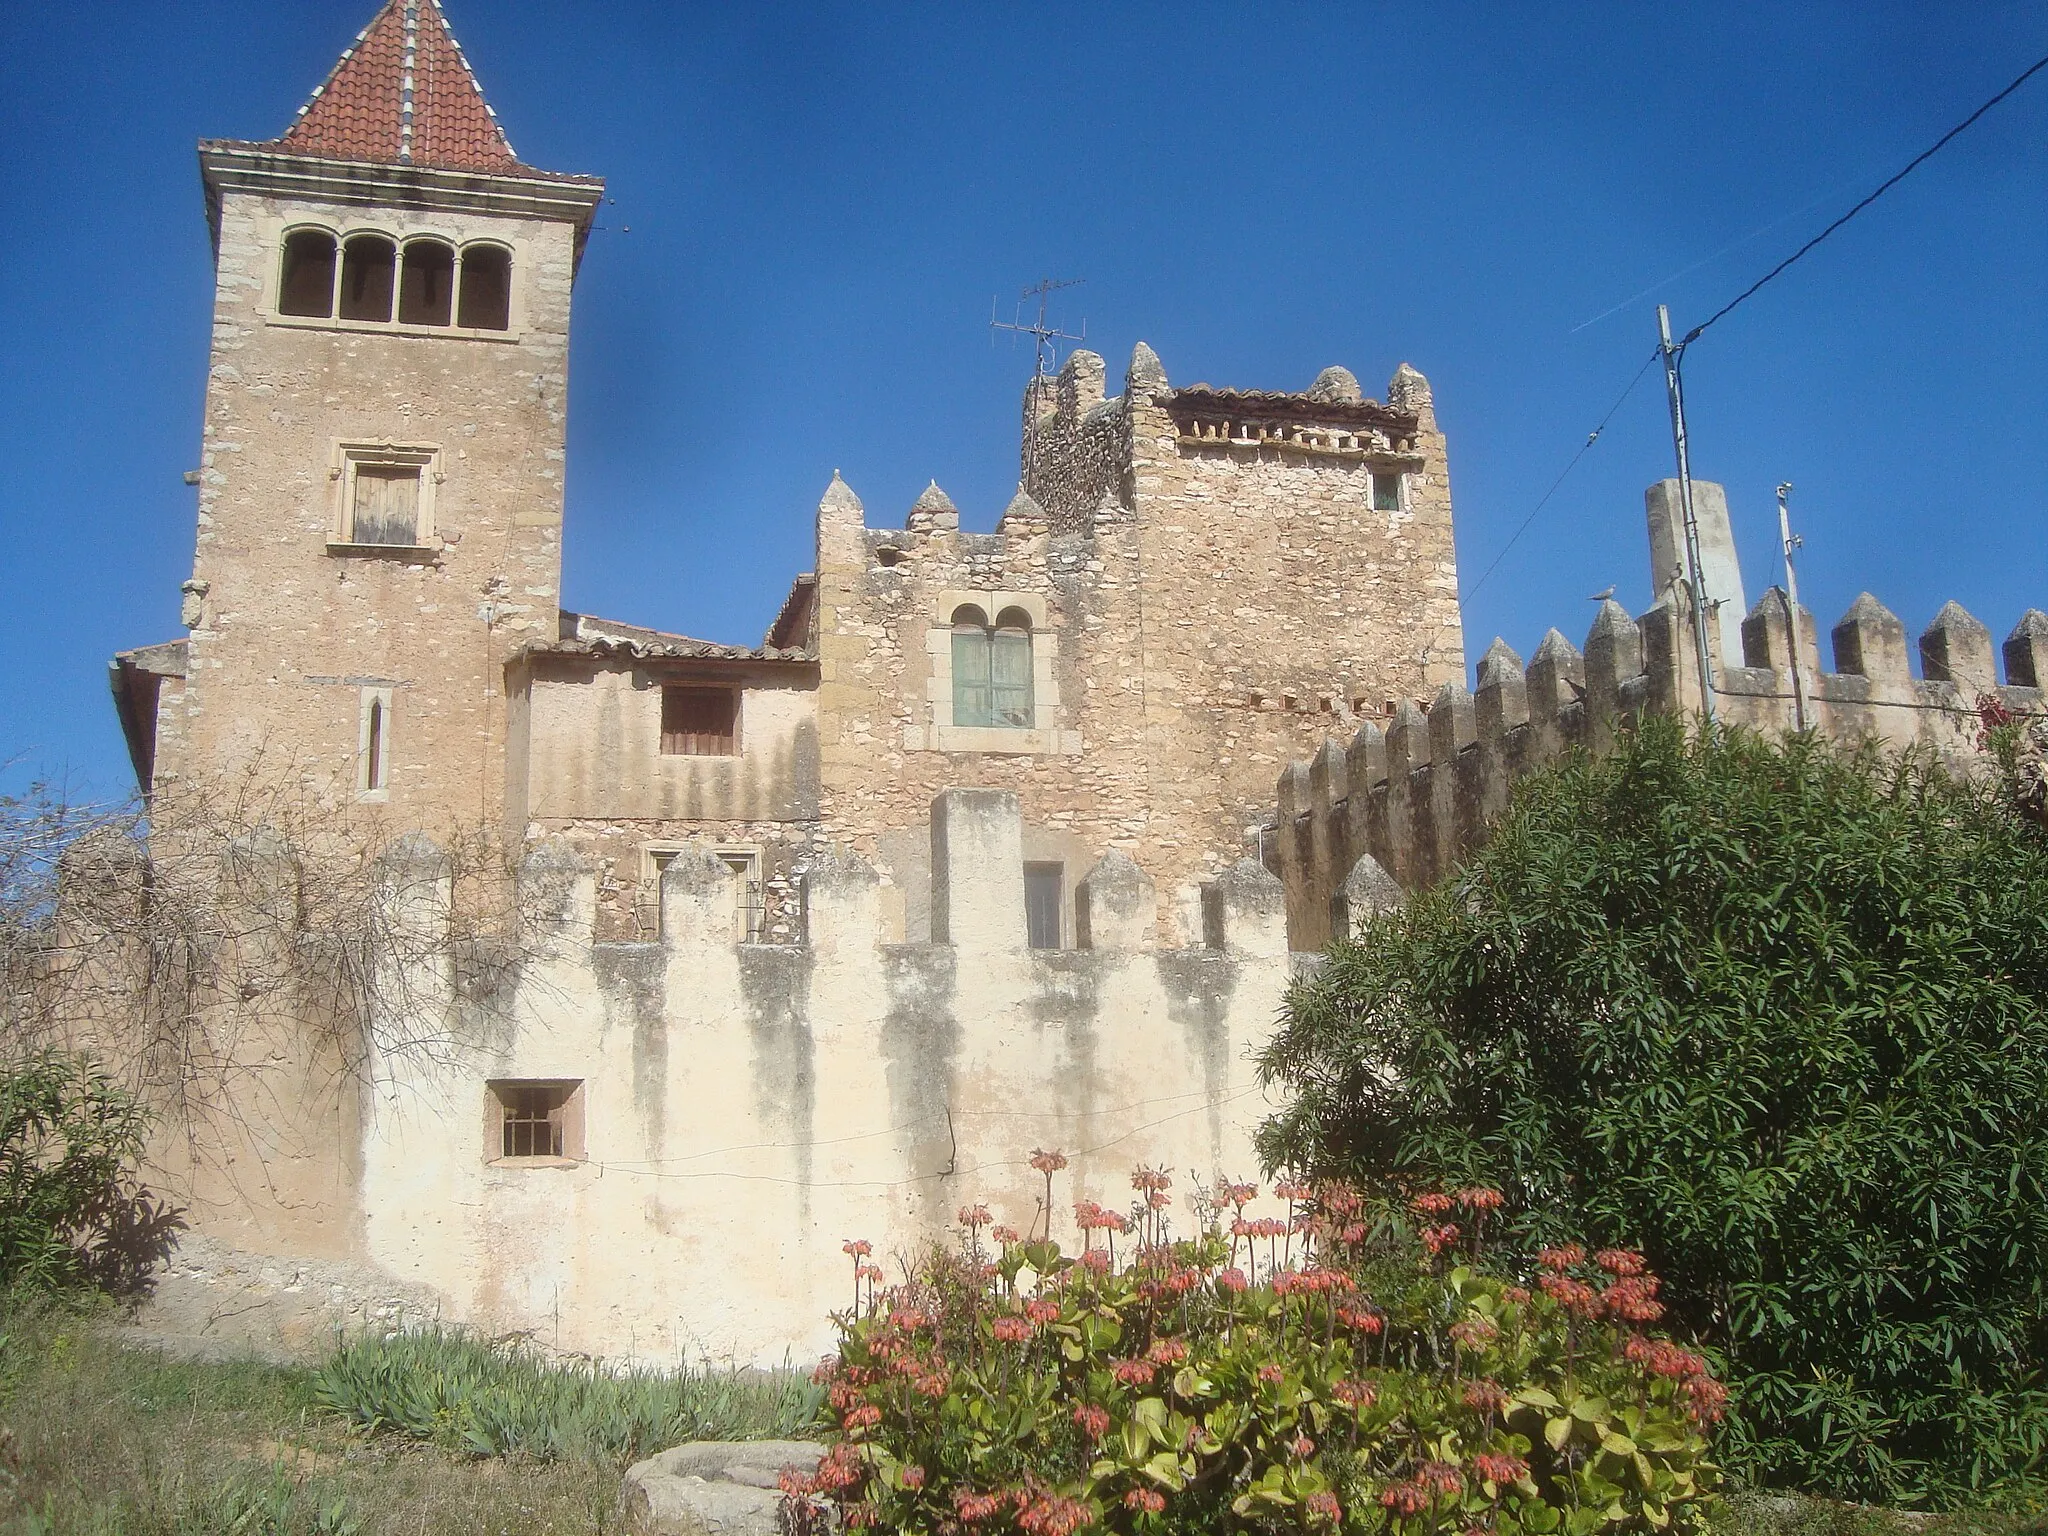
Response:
[271,0,524,174]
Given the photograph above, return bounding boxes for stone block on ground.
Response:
[623,1441,826,1535]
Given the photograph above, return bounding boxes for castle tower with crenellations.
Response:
[806,344,1463,941]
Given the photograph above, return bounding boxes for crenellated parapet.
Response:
[1268,503,2047,949]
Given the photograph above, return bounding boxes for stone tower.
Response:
[805,344,1464,943]
[123,0,603,832]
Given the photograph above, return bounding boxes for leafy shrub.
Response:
[787,1163,1722,1536]
[311,1326,821,1464]
[0,1048,168,1294]
[1256,720,2048,1507]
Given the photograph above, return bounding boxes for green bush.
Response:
[789,1168,1722,1536]
[311,1327,821,1464]
[1256,719,2048,1507]
[0,1049,160,1293]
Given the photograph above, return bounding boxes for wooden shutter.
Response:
[991,627,1034,727]
[952,628,992,727]
[352,466,419,545]
[661,687,738,755]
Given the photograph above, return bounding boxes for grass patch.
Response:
[312,1327,822,1463]
[0,1298,818,1534]
[1709,1488,2048,1536]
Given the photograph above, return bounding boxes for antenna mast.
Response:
[992,278,1086,498]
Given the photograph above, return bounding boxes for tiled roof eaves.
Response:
[200,139,602,189]
[521,638,818,666]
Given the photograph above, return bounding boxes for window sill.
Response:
[486,1156,584,1170]
[269,312,523,344]
[326,541,441,562]
[910,724,1082,756]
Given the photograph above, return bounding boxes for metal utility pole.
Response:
[1776,482,1809,731]
[1657,305,1717,722]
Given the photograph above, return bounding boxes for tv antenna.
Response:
[992,279,1086,500]
[990,278,1087,381]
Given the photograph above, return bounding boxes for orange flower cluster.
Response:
[1028,1149,1068,1175]
[1074,1199,1132,1235]
[1122,1488,1167,1515]
[1462,1378,1509,1413]
[1449,1314,1501,1349]
[1472,1451,1530,1484]
[1600,1273,1664,1323]
[1331,1377,1379,1407]
[1304,1491,1343,1523]
[990,1314,1033,1343]
[1538,1273,1600,1313]
[1109,1358,1156,1386]
[1420,1223,1463,1255]
[1595,1247,1646,1275]
[1072,1402,1111,1440]
[1017,1493,1090,1536]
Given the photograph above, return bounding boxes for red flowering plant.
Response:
[786,1162,1721,1536]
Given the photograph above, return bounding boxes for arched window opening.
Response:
[457,245,512,330]
[278,230,336,317]
[398,240,455,326]
[339,234,396,322]
[951,604,1034,729]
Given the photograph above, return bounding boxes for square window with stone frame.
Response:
[333,443,437,550]
[1371,470,1403,513]
[487,1079,584,1162]
[660,686,739,755]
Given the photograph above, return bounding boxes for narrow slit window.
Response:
[278,230,337,317]
[338,234,396,322]
[398,240,455,326]
[489,1079,583,1161]
[365,699,385,790]
[351,465,421,545]
[1371,470,1402,513]
[660,686,739,756]
[457,246,512,330]
[1024,862,1063,950]
[358,686,393,798]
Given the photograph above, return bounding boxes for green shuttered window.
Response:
[951,606,1034,728]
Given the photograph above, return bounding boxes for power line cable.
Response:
[1681,50,2048,347]
[1465,348,1660,600]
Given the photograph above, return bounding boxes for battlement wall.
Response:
[1269,580,2048,950]
[58,791,1292,1364]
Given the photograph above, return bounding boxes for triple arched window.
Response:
[277,228,512,331]
[951,605,1034,728]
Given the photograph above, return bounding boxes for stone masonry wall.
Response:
[60,792,1295,1365]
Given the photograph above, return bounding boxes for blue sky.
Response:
[2,2,2042,801]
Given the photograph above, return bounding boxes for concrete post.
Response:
[930,789,1025,949]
